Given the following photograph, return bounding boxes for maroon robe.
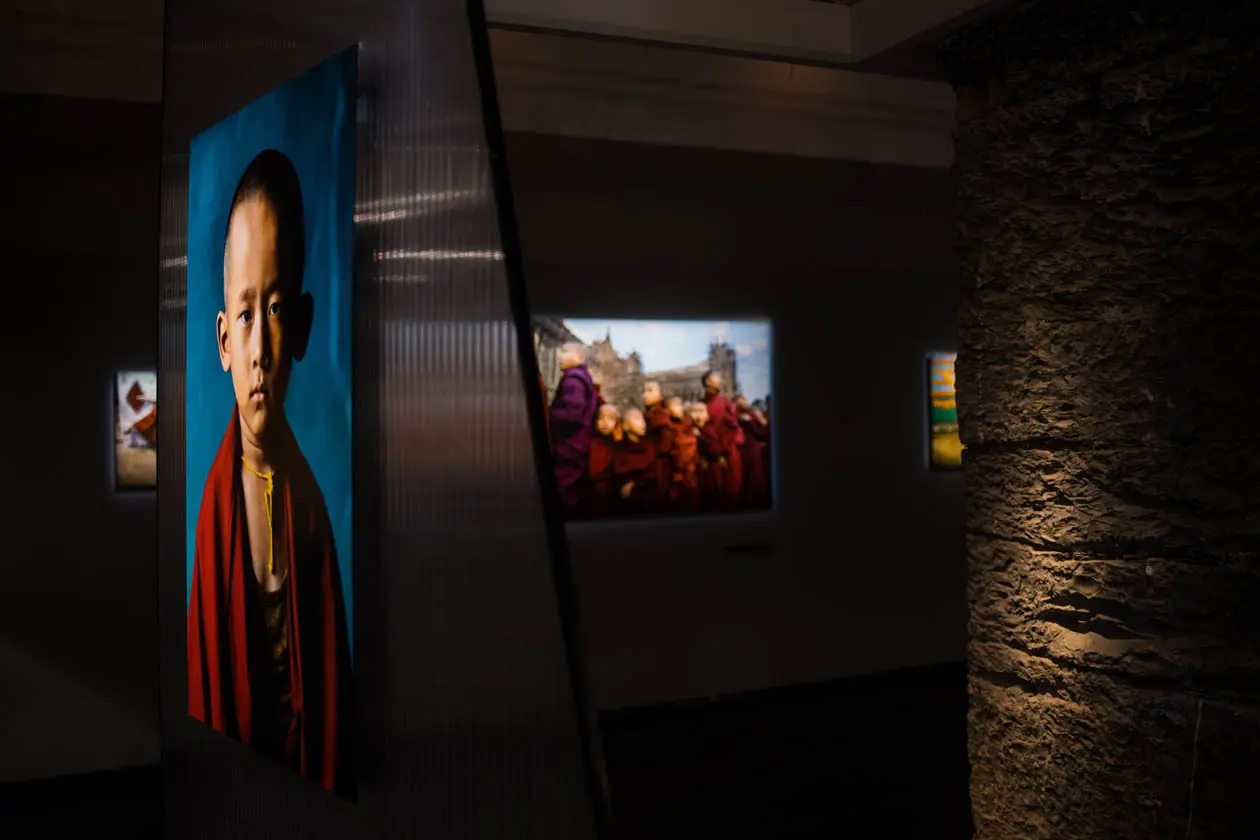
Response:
[549,365,599,514]
[188,410,354,797]
[695,422,726,510]
[587,432,617,519]
[737,411,769,509]
[761,408,772,503]
[612,434,666,516]
[644,402,670,436]
[647,403,676,500]
[703,392,744,506]
[666,416,701,511]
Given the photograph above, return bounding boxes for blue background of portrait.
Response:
[185,49,356,653]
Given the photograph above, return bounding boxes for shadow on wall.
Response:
[507,133,967,711]
[0,95,161,781]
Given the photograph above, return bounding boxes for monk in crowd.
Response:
[546,366,771,520]
[547,342,599,516]
[587,404,621,519]
[612,407,667,516]
[735,394,770,509]
[664,397,701,512]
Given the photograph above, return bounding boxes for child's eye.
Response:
[269,301,283,317]
[239,310,252,324]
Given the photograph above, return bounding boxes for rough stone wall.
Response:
[943,2,1260,838]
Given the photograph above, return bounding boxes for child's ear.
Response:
[216,311,231,372]
[291,291,314,362]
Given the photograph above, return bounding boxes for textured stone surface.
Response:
[944,1,1260,837]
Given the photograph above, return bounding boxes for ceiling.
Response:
[482,0,997,67]
[0,0,997,103]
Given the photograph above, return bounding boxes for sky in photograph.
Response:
[560,318,773,401]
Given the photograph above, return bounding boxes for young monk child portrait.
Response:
[587,403,622,518]
[186,148,354,797]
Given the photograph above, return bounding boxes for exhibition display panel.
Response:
[157,0,603,835]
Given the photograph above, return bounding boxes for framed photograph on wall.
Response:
[927,351,963,471]
[115,371,158,491]
[184,48,357,799]
[533,317,774,522]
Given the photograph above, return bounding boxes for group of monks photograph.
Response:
[184,51,357,799]
[534,318,774,522]
[115,371,157,491]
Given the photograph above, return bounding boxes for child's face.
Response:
[624,410,646,437]
[667,397,683,419]
[596,405,619,436]
[218,195,297,445]
[643,381,662,406]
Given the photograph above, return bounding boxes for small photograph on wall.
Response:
[184,49,356,799]
[928,351,963,470]
[115,371,157,491]
[533,317,773,522]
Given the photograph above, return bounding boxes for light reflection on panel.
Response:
[157,0,598,836]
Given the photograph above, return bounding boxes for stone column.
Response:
[943,2,1260,838]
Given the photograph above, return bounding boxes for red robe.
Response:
[702,393,744,508]
[612,434,666,516]
[737,412,769,509]
[188,410,354,797]
[644,402,670,436]
[666,417,700,511]
[646,403,675,499]
[695,422,726,510]
[588,432,617,519]
[761,410,772,504]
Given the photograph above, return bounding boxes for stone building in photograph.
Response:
[533,319,739,412]
[533,316,583,399]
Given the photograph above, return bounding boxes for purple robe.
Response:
[549,364,598,513]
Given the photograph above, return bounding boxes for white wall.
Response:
[507,132,967,711]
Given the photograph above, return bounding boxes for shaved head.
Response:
[223,149,305,304]
[559,342,587,370]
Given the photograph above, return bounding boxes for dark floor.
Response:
[0,662,972,838]
[601,661,972,839]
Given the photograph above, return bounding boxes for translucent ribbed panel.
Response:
[157,1,600,836]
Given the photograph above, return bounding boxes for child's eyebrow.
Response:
[259,275,289,298]
[237,286,257,305]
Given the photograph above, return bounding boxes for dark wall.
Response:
[0,94,160,782]
[505,133,966,710]
[944,1,1260,838]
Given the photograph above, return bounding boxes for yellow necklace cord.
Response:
[240,455,275,576]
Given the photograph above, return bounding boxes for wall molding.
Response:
[491,29,957,168]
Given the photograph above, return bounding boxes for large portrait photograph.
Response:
[184,49,356,798]
[534,317,773,522]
